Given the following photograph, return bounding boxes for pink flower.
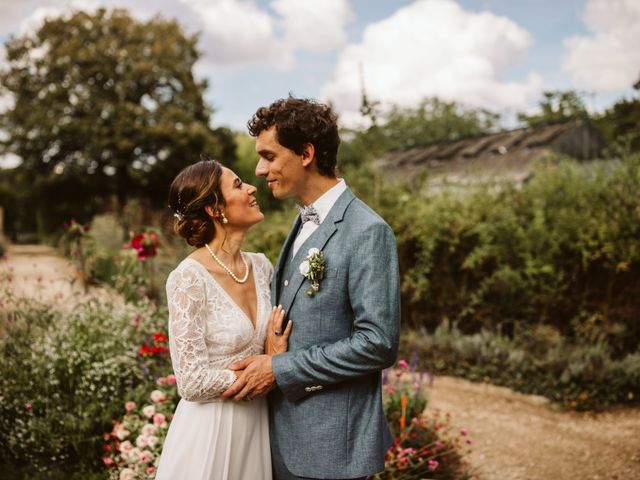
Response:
[146,466,157,474]
[153,413,166,425]
[460,427,469,436]
[25,403,33,412]
[124,401,136,412]
[398,359,409,370]
[166,374,177,385]
[114,427,130,440]
[119,468,135,480]
[428,459,439,471]
[139,450,154,463]
[119,440,133,452]
[142,424,158,436]
[102,456,113,466]
[142,405,155,418]
[466,438,474,445]
[136,435,148,449]
[156,377,167,386]
[435,440,445,450]
[150,390,167,403]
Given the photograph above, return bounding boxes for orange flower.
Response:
[400,395,407,430]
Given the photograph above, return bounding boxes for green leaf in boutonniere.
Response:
[299,248,325,297]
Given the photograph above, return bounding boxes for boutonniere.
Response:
[299,248,325,297]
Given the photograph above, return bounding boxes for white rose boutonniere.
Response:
[299,248,325,296]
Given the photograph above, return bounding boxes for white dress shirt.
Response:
[292,179,347,258]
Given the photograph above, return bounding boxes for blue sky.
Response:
[1,0,638,138]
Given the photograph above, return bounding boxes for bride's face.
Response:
[218,167,264,229]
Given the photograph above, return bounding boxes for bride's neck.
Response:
[207,231,244,261]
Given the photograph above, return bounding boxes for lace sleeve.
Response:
[166,265,236,401]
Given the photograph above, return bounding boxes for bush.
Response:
[369,358,471,479]
[0,286,167,478]
[401,325,639,410]
[103,376,179,479]
[351,152,640,358]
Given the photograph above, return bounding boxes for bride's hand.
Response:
[265,305,292,356]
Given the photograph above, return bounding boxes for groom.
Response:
[222,96,400,479]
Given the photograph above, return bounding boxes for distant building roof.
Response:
[377,120,605,189]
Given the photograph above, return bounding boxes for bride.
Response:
[155,157,291,480]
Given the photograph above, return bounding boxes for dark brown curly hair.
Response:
[247,96,340,177]
[168,156,225,247]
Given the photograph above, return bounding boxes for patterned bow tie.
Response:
[298,204,321,225]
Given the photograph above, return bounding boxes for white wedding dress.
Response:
[156,253,273,480]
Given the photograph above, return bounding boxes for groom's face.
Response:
[255,126,306,200]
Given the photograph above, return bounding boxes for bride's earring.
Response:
[221,213,228,224]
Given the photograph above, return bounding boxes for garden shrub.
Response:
[0,285,167,479]
[401,325,639,410]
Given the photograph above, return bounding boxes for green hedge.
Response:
[390,153,640,356]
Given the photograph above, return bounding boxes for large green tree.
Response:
[0,8,231,233]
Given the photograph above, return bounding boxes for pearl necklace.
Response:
[205,244,249,283]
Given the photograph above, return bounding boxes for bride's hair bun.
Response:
[168,156,225,247]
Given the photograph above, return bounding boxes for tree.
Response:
[601,80,640,153]
[518,90,588,127]
[339,97,500,168]
[0,8,232,233]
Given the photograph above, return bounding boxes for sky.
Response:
[1,0,639,167]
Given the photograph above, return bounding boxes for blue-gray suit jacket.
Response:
[269,187,400,479]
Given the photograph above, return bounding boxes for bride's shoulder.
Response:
[167,257,205,283]
[245,251,273,270]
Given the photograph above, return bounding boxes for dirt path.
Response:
[1,244,109,305]
[3,245,640,479]
[427,376,640,479]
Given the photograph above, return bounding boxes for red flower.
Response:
[130,231,160,260]
[138,344,153,356]
[153,332,168,343]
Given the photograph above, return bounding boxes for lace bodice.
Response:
[165,252,273,402]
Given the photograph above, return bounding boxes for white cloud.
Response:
[272,0,353,53]
[179,0,288,68]
[1,0,352,70]
[564,0,640,91]
[320,0,541,125]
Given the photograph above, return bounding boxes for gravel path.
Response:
[1,244,110,305]
[427,375,640,480]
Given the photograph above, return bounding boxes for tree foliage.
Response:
[339,97,500,168]
[600,80,640,153]
[0,8,232,234]
[518,90,588,127]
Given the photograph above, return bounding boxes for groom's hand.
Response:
[221,355,276,401]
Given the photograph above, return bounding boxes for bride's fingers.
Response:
[275,306,286,332]
[281,319,293,341]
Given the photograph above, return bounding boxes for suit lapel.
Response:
[273,215,302,304]
[279,188,356,314]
